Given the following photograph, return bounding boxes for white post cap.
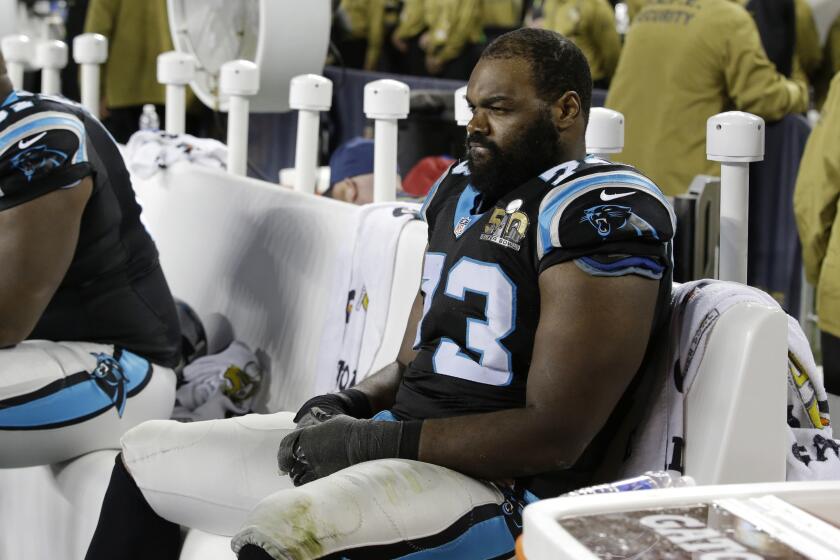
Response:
[1,35,32,63]
[364,79,410,119]
[289,74,332,111]
[157,51,196,86]
[36,40,68,69]
[585,107,624,154]
[707,111,765,163]
[454,85,471,126]
[72,33,108,65]
[220,60,260,96]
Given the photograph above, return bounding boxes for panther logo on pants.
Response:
[89,352,128,417]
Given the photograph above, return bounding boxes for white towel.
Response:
[124,130,228,179]
[313,203,421,395]
[618,279,839,482]
[172,341,262,422]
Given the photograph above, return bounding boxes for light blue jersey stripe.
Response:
[0,113,87,162]
[395,516,515,560]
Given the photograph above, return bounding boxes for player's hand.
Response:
[293,388,371,428]
[277,415,403,486]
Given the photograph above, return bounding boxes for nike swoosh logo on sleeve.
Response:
[600,190,636,202]
[18,131,47,150]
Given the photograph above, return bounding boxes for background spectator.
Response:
[325,137,402,204]
[794,72,840,396]
[606,0,808,196]
[526,0,621,88]
[392,0,484,79]
[83,0,173,143]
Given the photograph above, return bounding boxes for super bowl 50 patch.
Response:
[480,199,529,251]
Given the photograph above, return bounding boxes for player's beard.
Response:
[466,110,560,205]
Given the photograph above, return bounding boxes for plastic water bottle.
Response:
[562,471,695,497]
[138,104,160,132]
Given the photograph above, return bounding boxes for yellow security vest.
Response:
[605,0,808,196]
[535,0,620,83]
[794,72,840,338]
[84,0,172,109]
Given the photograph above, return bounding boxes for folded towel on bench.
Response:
[125,130,228,180]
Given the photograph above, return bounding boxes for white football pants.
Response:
[122,412,522,559]
[0,340,176,468]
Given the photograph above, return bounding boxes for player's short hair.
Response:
[480,28,592,125]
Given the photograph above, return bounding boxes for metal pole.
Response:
[293,109,319,193]
[374,118,398,202]
[41,69,61,95]
[719,162,750,284]
[165,84,186,135]
[6,62,23,91]
[79,64,100,115]
[227,95,250,176]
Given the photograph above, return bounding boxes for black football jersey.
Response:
[0,91,181,367]
[392,156,675,422]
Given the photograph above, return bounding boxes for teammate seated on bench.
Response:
[0,51,181,468]
[86,29,675,560]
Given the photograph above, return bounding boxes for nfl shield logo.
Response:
[454,216,471,238]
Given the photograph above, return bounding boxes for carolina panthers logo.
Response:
[581,204,659,240]
[89,352,129,417]
[11,145,68,181]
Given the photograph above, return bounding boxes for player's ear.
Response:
[551,91,581,132]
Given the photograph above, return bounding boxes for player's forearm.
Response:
[417,405,585,480]
[353,361,406,414]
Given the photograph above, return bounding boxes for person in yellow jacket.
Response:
[526,0,620,87]
[392,0,484,79]
[605,0,808,196]
[631,0,821,84]
[84,0,173,143]
[794,71,840,396]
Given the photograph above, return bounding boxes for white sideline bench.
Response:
[0,162,427,560]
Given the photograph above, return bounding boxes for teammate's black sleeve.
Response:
[537,168,676,279]
[0,108,91,211]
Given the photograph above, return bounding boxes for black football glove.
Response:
[277,415,422,486]
[293,388,372,428]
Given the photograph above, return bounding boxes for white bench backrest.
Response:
[134,163,359,411]
[685,301,788,483]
